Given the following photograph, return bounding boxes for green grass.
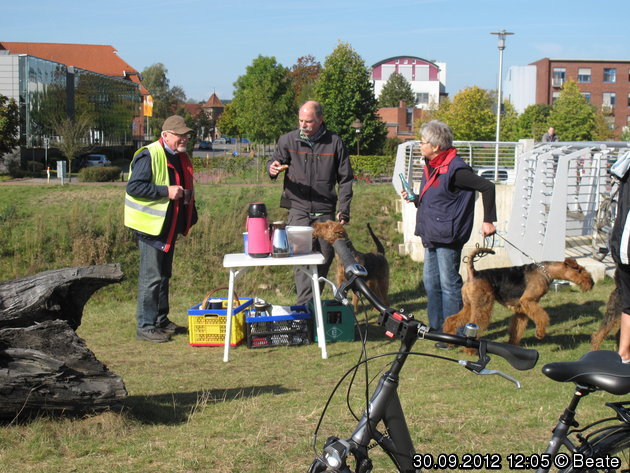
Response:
[0,179,621,472]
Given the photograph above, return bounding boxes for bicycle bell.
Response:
[463,323,479,338]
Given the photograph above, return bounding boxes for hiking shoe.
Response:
[136,327,171,343]
[158,319,187,335]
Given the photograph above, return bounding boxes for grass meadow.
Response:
[0,176,620,472]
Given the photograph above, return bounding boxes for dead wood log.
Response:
[0,320,127,419]
[0,264,127,419]
[0,264,124,330]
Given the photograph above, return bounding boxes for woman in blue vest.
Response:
[402,120,496,347]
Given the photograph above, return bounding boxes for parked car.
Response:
[198,140,212,150]
[213,137,227,145]
[473,165,515,184]
[81,154,112,168]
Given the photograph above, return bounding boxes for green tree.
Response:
[499,100,520,141]
[0,94,19,160]
[314,42,386,155]
[192,109,214,141]
[226,55,295,143]
[432,86,495,140]
[141,63,187,139]
[290,55,321,107]
[54,113,95,178]
[378,72,416,108]
[217,103,239,138]
[548,80,596,141]
[517,104,552,140]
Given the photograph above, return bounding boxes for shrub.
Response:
[7,161,27,178]
[7,160,45,178]
[382,137,403,157]
[350,155,395,181]
[78,166,122,182]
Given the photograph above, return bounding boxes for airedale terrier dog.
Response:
[312,220,389,312]
[443,248,594,349]
[590,269,621,350]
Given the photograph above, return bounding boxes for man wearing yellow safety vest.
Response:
[125,115,198,342]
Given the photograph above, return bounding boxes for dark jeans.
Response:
[136,238,175,329]
[287,210,335,305]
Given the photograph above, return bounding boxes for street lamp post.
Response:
[490,29,514,181]
[351,119,362,155]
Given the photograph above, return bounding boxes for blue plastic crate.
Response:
[246,305,312,348]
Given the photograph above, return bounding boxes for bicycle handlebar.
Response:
[331,239,539,371]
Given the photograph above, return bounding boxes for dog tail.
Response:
[466,247,495,278]
[367,223,385,255]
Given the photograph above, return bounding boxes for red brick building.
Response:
[377,101,424,140]
[530,58,630,134]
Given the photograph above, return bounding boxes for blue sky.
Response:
[5,0,630,103]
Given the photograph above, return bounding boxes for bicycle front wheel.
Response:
[560,426,630,472]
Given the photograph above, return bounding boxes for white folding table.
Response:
[222,252,327,362]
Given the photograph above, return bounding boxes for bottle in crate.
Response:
[245,305,313,348]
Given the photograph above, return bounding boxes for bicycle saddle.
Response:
[542,350,630,395]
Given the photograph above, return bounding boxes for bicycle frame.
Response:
[308,239,539,473]
[535,393,630,473]
[333,319,422,472]
[308,238,630,473]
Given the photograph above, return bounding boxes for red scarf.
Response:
[419,147,458,201]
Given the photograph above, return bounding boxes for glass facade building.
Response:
[18,55,141,148]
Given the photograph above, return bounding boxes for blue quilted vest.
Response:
[415,154,476,248]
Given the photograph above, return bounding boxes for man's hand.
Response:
[269,160,288,177]
[481,222,496,237]
[336,212,348,225]
[167,185,184,200]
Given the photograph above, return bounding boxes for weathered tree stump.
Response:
[0,264,127,420]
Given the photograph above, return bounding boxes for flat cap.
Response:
[162,115,193,134]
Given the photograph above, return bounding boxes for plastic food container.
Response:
[286,226,314,255]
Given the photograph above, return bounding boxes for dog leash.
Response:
[495,233,551,280]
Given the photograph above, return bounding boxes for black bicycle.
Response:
[307,238,630,473]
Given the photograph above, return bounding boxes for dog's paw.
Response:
[463,347,477,356]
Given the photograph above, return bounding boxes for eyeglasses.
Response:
[420,140,431,145]
[165,131,190,138]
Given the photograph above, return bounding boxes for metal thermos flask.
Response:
[271,221,290,257]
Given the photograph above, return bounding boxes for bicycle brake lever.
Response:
[318,276,350,306]
[459,361,522,388]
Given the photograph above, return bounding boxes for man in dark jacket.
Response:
[268,101,354,304]
[542,126,559,142]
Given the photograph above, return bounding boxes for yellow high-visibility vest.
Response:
[124,141,170,236]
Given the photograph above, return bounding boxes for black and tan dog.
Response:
[443,248,594,349]
[312,220,389,312]
[590,269,621,350]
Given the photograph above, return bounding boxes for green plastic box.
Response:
[308,300,355,342]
